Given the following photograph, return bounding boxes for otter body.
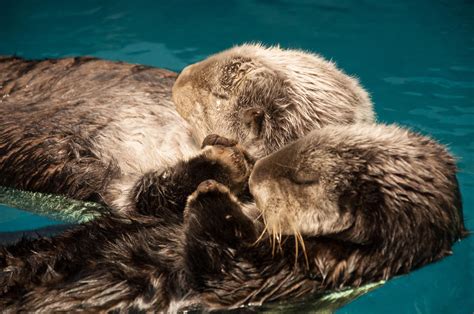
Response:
[0,133,466,312]
[0,56,198,210]
[173,44,375,158]
[250,124,466,275]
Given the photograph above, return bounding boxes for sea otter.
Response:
[0,131,466,312]
[172,43,375,158]
[249,124,467,267]
[0,56,199,211]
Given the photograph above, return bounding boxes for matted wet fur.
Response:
[250,124,467,272]
[0,56,198,210]
[172,43,375,158]
[0,134,466,312]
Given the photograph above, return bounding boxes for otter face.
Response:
[173,49,286,159]
[248,132,358,239]
[173,44,374,160]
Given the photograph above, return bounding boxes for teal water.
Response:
[0,0,472,312]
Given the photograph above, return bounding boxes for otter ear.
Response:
[242,107,264,137]
[238,67,287,139]
[240,67,287,114]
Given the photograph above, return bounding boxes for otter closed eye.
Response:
[0,126,467,312]
[291,167,321,185]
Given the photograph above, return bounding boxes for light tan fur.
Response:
[92,96,199,210]
[173,43,375,158]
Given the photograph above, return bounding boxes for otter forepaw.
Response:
[195,179,231,195]
[184,180,236,220]
[201,134,238,148]
[184,179,257,245]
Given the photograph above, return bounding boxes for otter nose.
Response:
[249,141,299,197]
[249,156,281,215]
[172,63,201,119]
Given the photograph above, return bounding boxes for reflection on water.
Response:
[0,0,473,313]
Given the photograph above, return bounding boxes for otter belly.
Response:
[0,56,199,209]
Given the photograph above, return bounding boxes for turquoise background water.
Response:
[0,1,472,313]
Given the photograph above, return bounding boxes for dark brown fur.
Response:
[0,134,467,312]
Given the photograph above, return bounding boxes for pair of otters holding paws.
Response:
[0,44,467,312]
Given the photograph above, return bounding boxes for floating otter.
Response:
[172,43,375,158]
[0,56,198,210]
[0,132,466,312]
[249,124,467,270]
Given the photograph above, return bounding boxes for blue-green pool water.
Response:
[0,1,472,312]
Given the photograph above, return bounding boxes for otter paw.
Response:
[185,180,236,214]
[184,179,257,245]
[201,145,252,193]
[201,134,238,148]
[196,179,231,194]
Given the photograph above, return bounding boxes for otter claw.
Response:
[202,134,238,148]
[195,179,230,195]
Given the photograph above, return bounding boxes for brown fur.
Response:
[0,134,466,312]
[250,124,467,282]
[0,56,198,210]
[172,44,375,158]
[1,46,373,210]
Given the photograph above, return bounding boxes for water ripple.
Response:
[384,76,474,89]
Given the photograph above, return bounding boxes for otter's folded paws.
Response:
[183,180,257,282]
[184,180,257,246]
[200,139,253,195]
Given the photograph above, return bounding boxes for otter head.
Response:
[172,44,374,159]
[248,128,374,244]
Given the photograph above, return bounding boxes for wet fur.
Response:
[172,43,375,158]
[0,56,198,210]
[0,134,467,312]
[0,146,283,312]
[1,46,372,210]
[250,124,467,278]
